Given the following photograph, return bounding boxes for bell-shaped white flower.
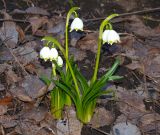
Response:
[102,30,120,45]
[70,18,83,32]
[57,56,63,67]
[40,46,51,61]
[49,48,58,61]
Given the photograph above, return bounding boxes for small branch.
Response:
[87,125,110,135]
[0,7,160,24]
[2,0,7,12]
[0,125,5,135]
[0,19,29,23]
[84,7,160,22]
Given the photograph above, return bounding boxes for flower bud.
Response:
[70,18,83,32]
[57,56,63,67]
[40,47,51,61]
[102,30,120,45]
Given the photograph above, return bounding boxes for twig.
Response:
[87,125,110,135]
[0,19,29,23]
[0,7,159,24]
[47,127,56,135]
[0,125,5,135]
[141,59,149,98]
[2,0,7,12]
[84,7,160,22]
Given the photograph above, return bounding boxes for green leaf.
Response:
[81,99,96,123]
[74,66,89,94]
[51,88,64,119]
[108,75,123,81]
[53,80,77,105]
[95,58,120,87]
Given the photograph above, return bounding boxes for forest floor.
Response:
[0,0,160,135]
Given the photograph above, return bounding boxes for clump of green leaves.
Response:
[40,7,122,123]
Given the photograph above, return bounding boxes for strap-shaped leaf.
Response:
[81,80,99,101]
[83,89,113,109]
[53,79,81,106]
[74,66,89,94]
[95,58,120,88]
[50,87,65,119]
[108,75,123,81]
[82,81,103,104]
[82,86,102,105]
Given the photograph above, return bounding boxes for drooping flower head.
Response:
[102,30,120,45]
[57,56,63,67]
[49,48,58,61]
[40,46,51,61]
[70,18,83,32]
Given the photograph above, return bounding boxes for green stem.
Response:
[92,14,119,83]
[52,66,56,76]
[65,7,80,70]
[42,37,81,98]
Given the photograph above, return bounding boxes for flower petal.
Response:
[49,48,58,61]
[70,18,83,32]
[102,30,120,45]
[40,46,51,61]
[57,56,63,67]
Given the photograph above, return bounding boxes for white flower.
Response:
[57,56,63,67]
[102,30,120,45]
[40,46,51,61]
[70,18,83,32]
[49,48,58,61]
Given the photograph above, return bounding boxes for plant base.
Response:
[56,106,82,135]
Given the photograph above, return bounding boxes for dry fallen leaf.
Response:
[22,76,47,99]
[124,15,158,38]
[139,113,160,134]
[0,46,13,62]
[16,25,25,42]
[13,45,38,66]
[10,86,33,102]
[114,86,148,120]
[0,115,18,128]
[0,96,12,105]
[0,105,8,115]
[116,0,138,11]
[118,34,160,84]
[0,11,18,48]
[29,16,49,34]
[9,75,47,102]
[125,61,143,71]
[5,69,22,85]
[25,63,38,75]
[69,47,87,61]
[0,63,12,74]
[77,32,98,53]
[18,121,42,135]
[56,107,82,135]
[12,7,50,16]
[90,107,114,128]
[21,106,48,123]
